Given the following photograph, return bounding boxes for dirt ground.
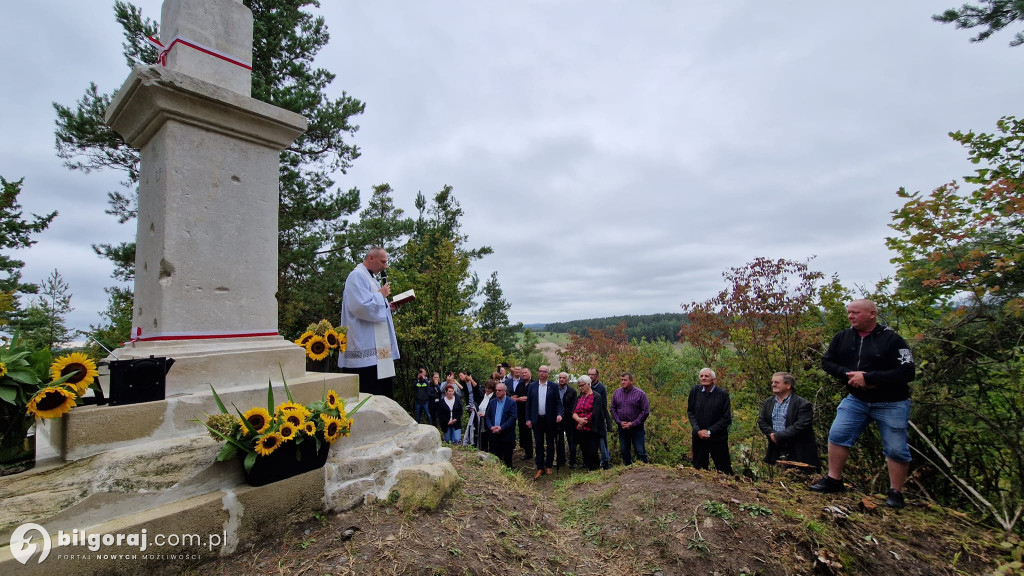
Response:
[180,442,1011,576]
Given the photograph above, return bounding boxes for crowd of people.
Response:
[406,299,916,509]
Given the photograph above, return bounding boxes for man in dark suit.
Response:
[757,372,820,469]
[486,381,518,467]
[554,371,578,469]
[512,367,533,460]
[588,367,613,469]
[687,368,733,474]
[526,365,564,478]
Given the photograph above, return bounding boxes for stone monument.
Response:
[103,0,307,394]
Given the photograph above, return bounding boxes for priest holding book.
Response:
[339,246,402,398]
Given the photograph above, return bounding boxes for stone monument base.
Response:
[109,335,307,397]
[0,395,456,576]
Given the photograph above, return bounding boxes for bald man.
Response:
[811,299,915,509]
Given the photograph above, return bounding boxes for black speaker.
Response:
[107,356,174,406]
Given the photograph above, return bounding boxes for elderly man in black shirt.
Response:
[687,368,733,475]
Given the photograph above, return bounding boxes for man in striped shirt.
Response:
[610,372,650,465]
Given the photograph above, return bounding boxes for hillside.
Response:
[185,448,1016,576]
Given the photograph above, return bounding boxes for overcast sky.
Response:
[1,1,1021,334]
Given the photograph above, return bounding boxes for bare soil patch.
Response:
[184,447,1006,576]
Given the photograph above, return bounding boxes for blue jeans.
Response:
[414,401,432,425]
[599,434,611,468]
[444,427,462,444]
[617,423,649,465]
[828,395,912,462]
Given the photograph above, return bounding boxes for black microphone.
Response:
[380,270,388,286]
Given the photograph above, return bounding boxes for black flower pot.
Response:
[244,439,330,486]
[306,357,331,373]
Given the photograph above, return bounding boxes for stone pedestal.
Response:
[104,63,307,394]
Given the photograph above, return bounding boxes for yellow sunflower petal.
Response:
[50,352,98,394]
[321,415,343,443]
[255,432,284,456]
[242,407,273,434]
[305,335,330,361]
[26,386,78,419]
[279,423,297,440]
[326,390,340,409]
[296,331,315,347]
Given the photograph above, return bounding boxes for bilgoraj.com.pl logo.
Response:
[9,523,51,565]
[8,523,225,564]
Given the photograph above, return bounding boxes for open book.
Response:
[392,289,416,306]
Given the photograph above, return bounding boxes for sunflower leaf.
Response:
[0,384,18,404]
[209,385,228,414]
[217,442,239,461]
[234,406,259,436]
[267,381,275,414]
[243,451,257,472]
[348,394,372,416]
[279,364,295,403]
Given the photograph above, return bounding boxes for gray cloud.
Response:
[1,0,1020,333]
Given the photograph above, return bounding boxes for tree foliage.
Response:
[545,313,688,342]
[477,271,520,356]
[934,0,1024,47]
[17,270,75,351]
[887,116,1024,532]
[0,177,57,329]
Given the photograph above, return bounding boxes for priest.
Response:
[339,246,400,398]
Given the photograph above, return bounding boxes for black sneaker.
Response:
[885,489,905,509]
[809,475,845,493]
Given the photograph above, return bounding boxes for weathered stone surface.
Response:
[391,461,459,511]
[323,396,454,512]
[160,0,253,95]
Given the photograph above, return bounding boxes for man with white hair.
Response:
[686,368,733,475]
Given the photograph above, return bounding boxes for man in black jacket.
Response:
[412,368,431,425]
[554,371,578,469]
[757,372,819,469]
[811,299,915,509]
[687,368,733,474]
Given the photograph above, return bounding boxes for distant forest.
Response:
[542,313,687,342]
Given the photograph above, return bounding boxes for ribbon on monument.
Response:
[145,35,253,70]
[129,327,278,343]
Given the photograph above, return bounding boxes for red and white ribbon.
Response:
[146,35,252,70]
[129,327,277,343]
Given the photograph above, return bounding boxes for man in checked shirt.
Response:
[610,372,650,465]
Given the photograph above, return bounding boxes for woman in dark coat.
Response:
[440,383,464,444]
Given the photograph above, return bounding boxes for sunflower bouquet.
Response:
[201,378,368,473]
[2,334,99,472]
[294,319,347,363]
[1,333,99,422]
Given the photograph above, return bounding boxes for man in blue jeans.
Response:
[610,372,650,465]
[811,299,915,508]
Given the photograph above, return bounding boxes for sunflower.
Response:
[277,401,311,418]
[321,415,343,443]
[50,353,99,394]
[324,329,340,349]
[303,421,317,436]
[326,389,340,410]
[305,335,329,361]
[0,361,7,378]
[26,386,78,419]
[279,422,297,441]
[283,411,305,429]
[336,332,347,353]
[242,407,273,434]
[255,432,284,456]
[294,331,315,347]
